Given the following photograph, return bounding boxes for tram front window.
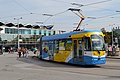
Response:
[91,35,105,51]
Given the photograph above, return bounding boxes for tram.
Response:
[37,30,106,65]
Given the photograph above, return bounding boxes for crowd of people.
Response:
[107,45,120,56]
[17,47,38,58]
[17,47,29,58]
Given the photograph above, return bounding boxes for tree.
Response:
[101,28,111,44]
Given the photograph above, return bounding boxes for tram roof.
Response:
[42,30,101,41]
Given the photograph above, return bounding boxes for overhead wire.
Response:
[83,13,120,27]
[51,0,114,12]
[42,0,114,23]
[2,0,114,20]
[12,0,33,13]
[1,0,118,28]
[81,0,112,7]
[69,0,119,29]
[49,0,71,4]
[0,13,33,19]
[42,9,69,23]
[42,0,119,30]
[95,13,120,19]
[45,0,114,22]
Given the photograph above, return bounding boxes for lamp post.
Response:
[112,27,114,46]
[14,17,22,49]
[109,24,115,46]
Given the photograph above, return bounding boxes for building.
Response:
[0,25,59,52]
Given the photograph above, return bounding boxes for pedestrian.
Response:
[108,45,112,56]
[33,47,37,54]
[0,49,3,55]
[10,47,13,54]
[25,48,29,58]
[115,46,120,56]
[17,48,21,58]
[8,48,11,54]
[21,47,25,57]
[112,46,116,56]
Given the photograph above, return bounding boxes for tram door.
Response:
[49,41,54,60]
[73,39,83,62]
[78,40,83,61]
[73,40,77,61]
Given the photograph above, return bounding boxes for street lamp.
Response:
[109,24,115,46]
[14,17,22,49]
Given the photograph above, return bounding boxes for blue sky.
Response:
[0,0,120,31]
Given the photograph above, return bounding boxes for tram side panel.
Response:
[39,31,106,65]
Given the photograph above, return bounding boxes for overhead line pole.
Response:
[14,17,22,49]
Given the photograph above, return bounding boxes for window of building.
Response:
[48,31,51,36]
[39,30,41,35]
[53,31,55,35]
[26,29,31,34]
[10,28,13,34]
[5,28,9,34]
[14,29,18,34]
[34,30,36,35]
[21,29,25,34]
[11,28,15,34]
[44,30,46,36]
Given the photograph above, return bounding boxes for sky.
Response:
[0,0,120,32]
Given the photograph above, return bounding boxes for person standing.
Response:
[25,48,29,58]
[33,47,37,54]
[8,48,11,54]
[21,47,25,57]
[112,46,116,56]
[17,48,21,58]
[108,45,112,56]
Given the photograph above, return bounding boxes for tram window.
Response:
[42,41,49,51]
[65,40,72,51]
[59,40,66,50]
[84,37,91,51]
[54,40,59,53]
[91,35,105,51]
[48,41,53,50]
[42,41,54,52]
[58,39,72,51]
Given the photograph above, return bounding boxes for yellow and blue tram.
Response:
[38,30,106,65]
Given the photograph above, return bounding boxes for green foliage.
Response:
[101,28,111,44]
[102,29,119,45]
[103,32,111,44]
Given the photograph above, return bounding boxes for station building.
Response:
[0,24,62,52]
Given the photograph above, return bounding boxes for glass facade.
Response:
[0,27,56,52]
[5,28,54,35]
